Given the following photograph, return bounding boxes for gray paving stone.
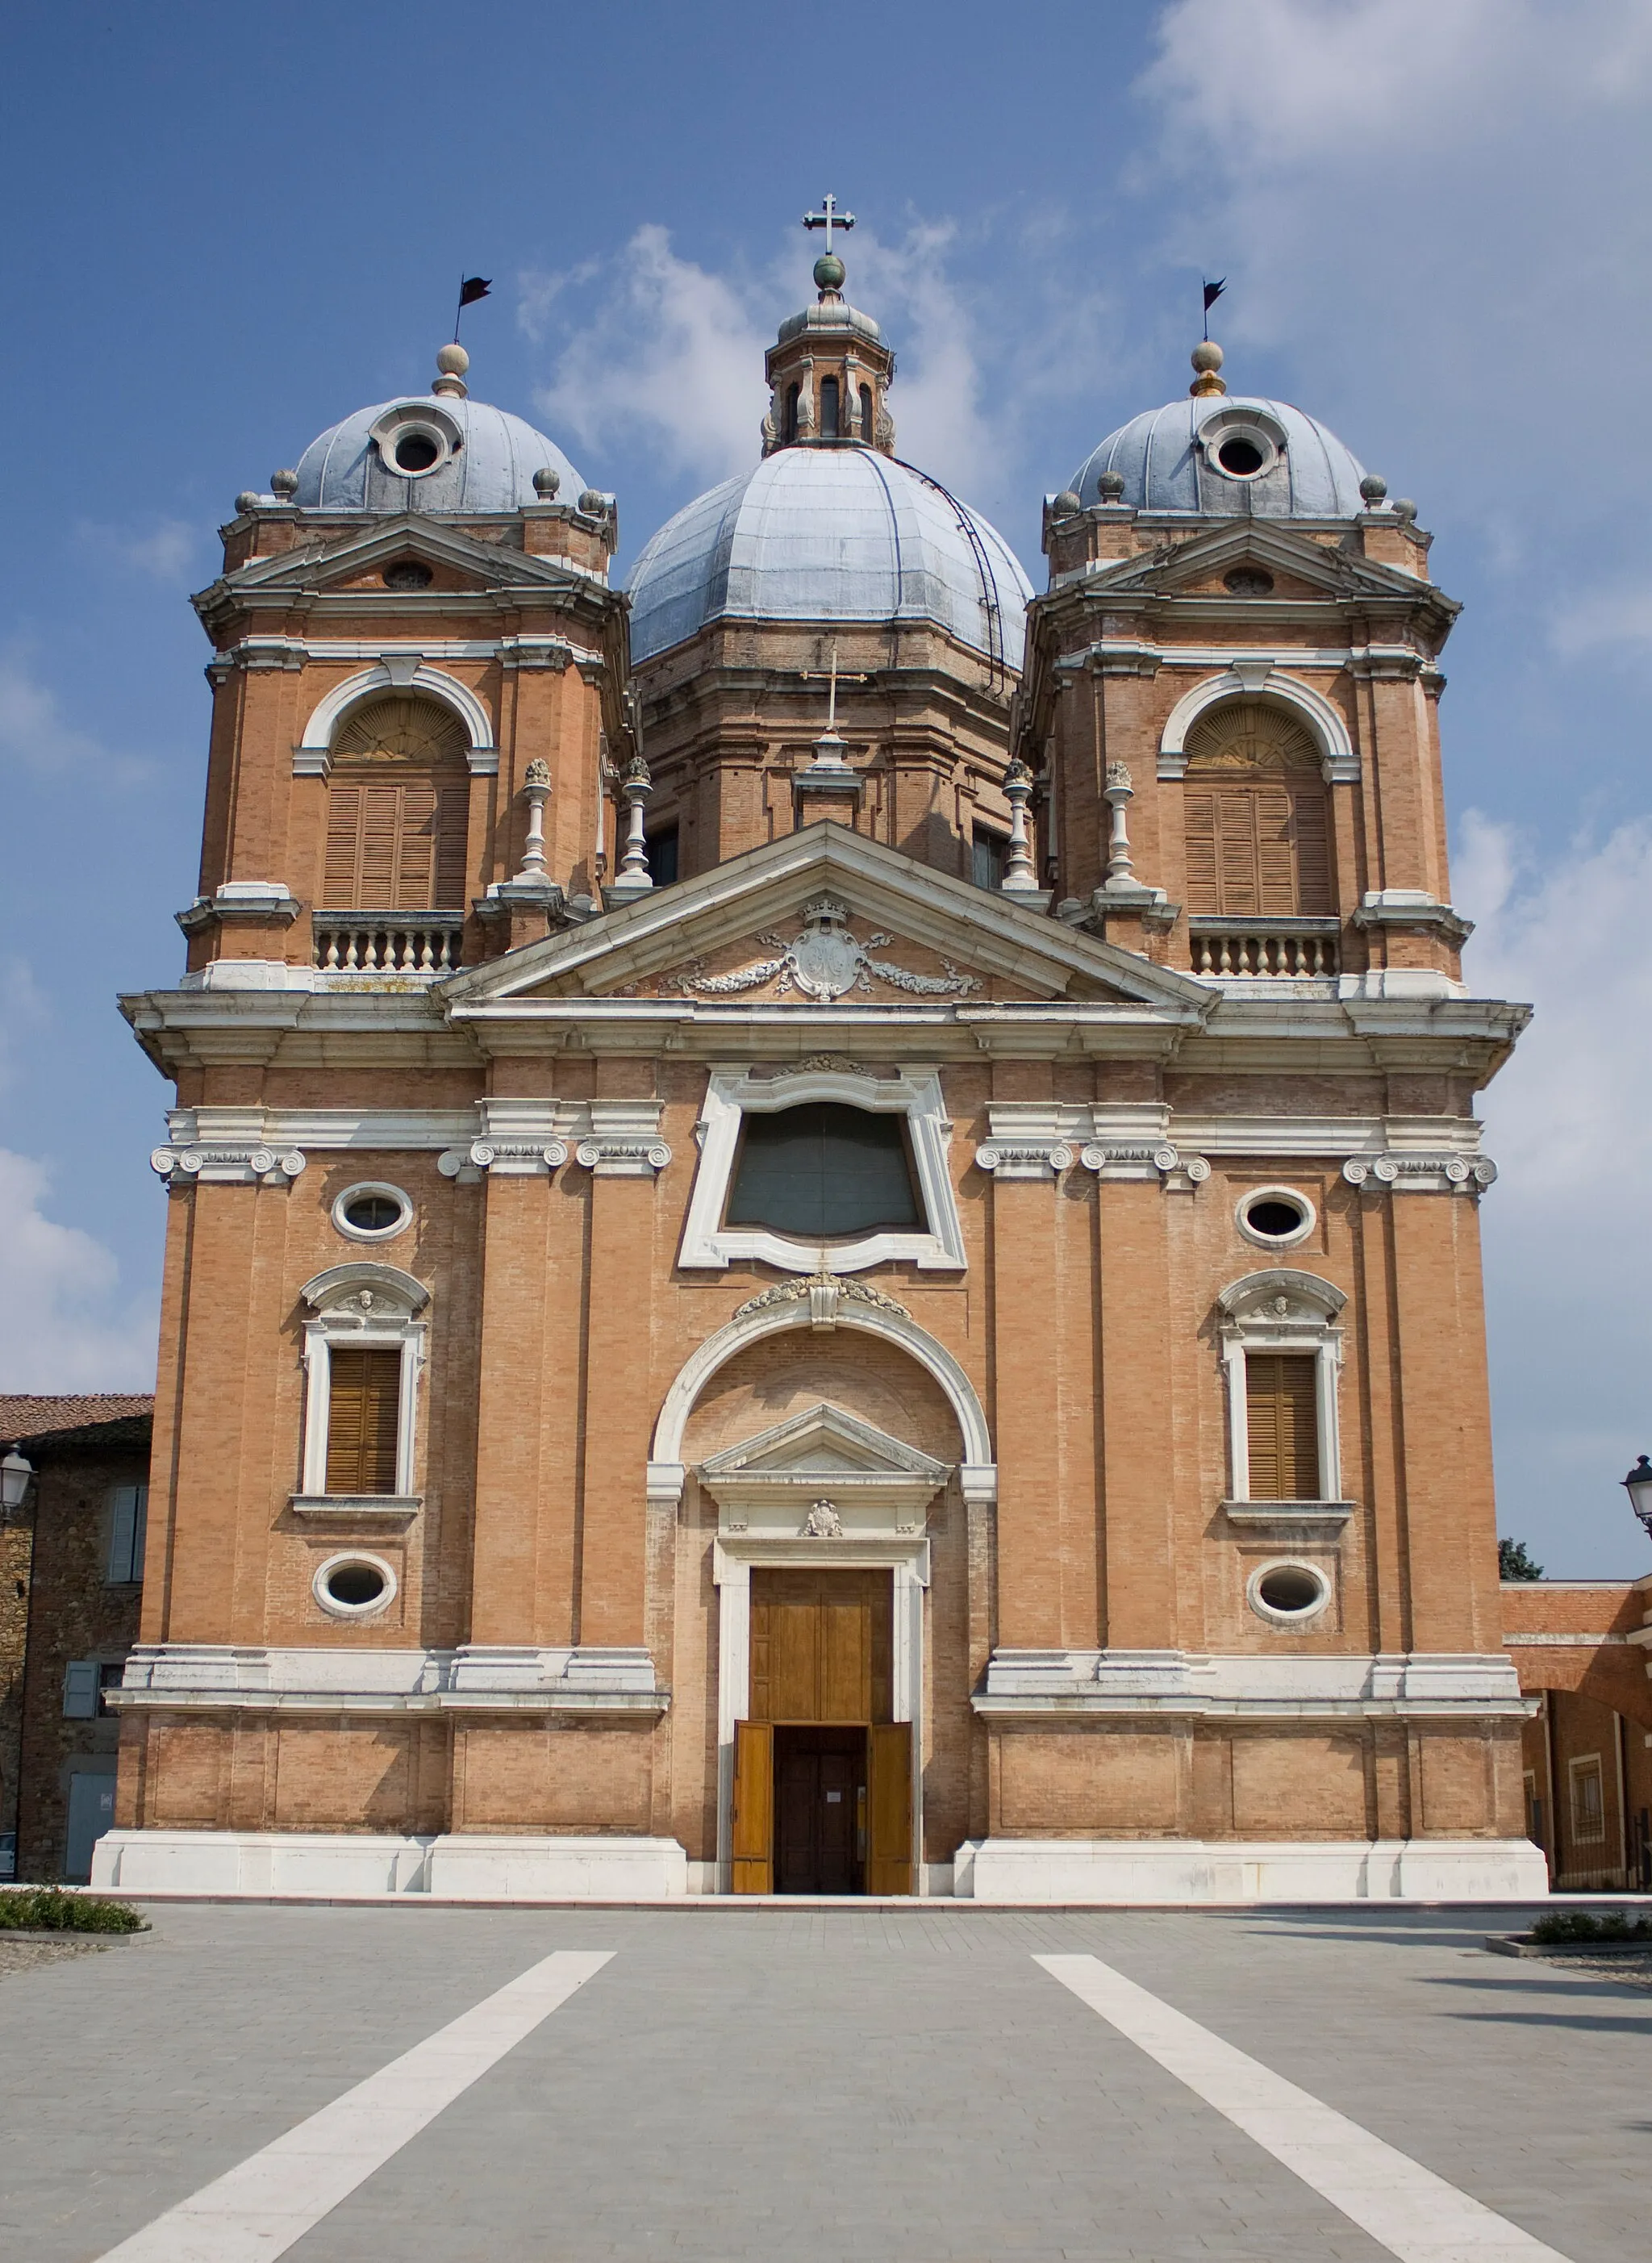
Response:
[0,1903,1644,2261]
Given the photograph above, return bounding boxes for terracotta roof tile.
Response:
[0,1392,155,1445]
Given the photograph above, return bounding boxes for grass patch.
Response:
[0,1887,144,1933]
[1529,1910,1652,1944]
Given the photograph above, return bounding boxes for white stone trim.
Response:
[90,1829,688,1899]
[1235,1184,1316,1251]
[298,1263,428,1503]
[1216,1269,1346,1506]
[107,1641,668,1717]
[678,1065,963,1273]
[1157,667,1358,783]
[331,1181,414,1244]
[1246,1559,1333,1627]
[974,1648,1533,1720]
[295,662,497,777]
[711,1534,931,1887]
[574,1098,671,1178]
[652,1301,994,1477]
[953,1836,1550,1903]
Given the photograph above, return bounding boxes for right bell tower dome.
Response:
[1017,336,1471,994]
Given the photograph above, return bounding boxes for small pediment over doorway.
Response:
[697,1401,949,1539]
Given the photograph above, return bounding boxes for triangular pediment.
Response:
[440,823,1212,1022]
[203,515,597,606]
[1087,520,1443,608]
[699,1403,949,1487]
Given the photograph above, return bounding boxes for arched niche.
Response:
[316,692,473,914]
[1179,699,1334,920]
[1158,668,1357,784]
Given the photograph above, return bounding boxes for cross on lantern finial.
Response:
[803,194,855,254]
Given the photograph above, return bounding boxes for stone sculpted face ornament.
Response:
[684,897,979,1003]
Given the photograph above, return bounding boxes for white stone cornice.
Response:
[109,1643,668,1717]
[973,1648,1534,1721]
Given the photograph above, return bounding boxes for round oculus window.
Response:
[393,430,441,473]
[1251,1563,1329,1622]
[383,560,434,591]
[1224,566,1274,597]
[1237,1187,1315,1248]
[1216,435,1266,477]
[314,1553,397,1619]
[332,1184,413,1243]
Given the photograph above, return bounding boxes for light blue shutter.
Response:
[63,1660,100,1718]
[107,1487,138,1583]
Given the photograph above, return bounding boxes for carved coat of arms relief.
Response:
[679,897,979,1003]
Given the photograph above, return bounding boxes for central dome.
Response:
[626,449,1034,670]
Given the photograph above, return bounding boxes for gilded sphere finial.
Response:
[1189,338,1227,399]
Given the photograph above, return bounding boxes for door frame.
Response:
[714,1538,928,1892]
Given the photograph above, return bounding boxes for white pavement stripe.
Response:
[1035,1952,1572,2263]
[94,1948,615,2263]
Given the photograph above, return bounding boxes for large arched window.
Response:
[1182,701,1331,917]
[323,695,469,909]
[726,1104,920,1239]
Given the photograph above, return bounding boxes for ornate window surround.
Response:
[1216,1267,1350,1523]
[294,1262,429,1517]
[294,661,497,778]
[1158,667,1358,784]
[678,1064,965,1275]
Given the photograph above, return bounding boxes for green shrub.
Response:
[1529,1909,1652,1944]
[0,1887,144,1933]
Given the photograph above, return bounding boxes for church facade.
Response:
[94,230,1546,1901]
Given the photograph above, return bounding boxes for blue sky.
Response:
[4,0,1652,1575]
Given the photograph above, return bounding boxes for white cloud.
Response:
[528,225,771,488]
[1552,578,1652,658]
[77,516,201,581]
[0,1149,156,1391]
[1455,811,1652,1569]
[0,645,106,775]
[1137,1,1652,538]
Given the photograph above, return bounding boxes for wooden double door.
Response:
[732,1568,913,1896]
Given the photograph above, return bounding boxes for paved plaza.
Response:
[0,1901,1646,2261]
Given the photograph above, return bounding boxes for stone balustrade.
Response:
[1188,917,1340,979]
[312,912,465,976]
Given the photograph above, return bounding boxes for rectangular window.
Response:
[106,1484,148,1585]
[972,828,1007,891]
[325,1347,402,1496]
[645,823,679,887]
[1569,1756,1605,1843]
[1245,1354,1320,1500]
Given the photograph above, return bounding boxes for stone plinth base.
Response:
[90,1829,689,1901]
[953,1836,1550,1903]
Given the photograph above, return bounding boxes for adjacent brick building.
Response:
[92,229,1551,1901]
[0,1396,153,1881]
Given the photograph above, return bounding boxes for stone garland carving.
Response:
[683,898,978,1004]
[750,1053,884,1080]
[1342,1154,1497,1192]
[732,1270,911,1322]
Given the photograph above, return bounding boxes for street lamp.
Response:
[1621,1455,1652,1539]
[0,1446,33,1514]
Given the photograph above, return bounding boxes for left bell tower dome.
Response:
[174,343,636,989]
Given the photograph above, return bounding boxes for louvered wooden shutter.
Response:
[1246,1355,1320,1500]
[1184,790,1220,913]
[325,1348,402,1495]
